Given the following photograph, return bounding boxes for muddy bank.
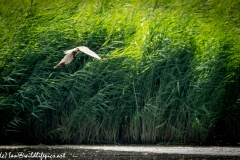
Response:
[0,145,239,159]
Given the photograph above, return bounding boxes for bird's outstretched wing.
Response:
[54,46,101,69]
[77,46,101,59]
[54,53,73,68]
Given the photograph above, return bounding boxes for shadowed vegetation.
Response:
[0,0,240,145]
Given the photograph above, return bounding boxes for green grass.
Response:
[0,0,240,145]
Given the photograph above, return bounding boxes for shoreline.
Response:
[0,145,239,156]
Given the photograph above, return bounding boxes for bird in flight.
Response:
[54,46,101,69]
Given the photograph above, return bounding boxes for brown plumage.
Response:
[54,46,101,69]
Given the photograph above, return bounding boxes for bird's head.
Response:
[63,48,80,55]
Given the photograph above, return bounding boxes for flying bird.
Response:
[54,46,101,69]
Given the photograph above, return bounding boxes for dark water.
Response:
[0,147,239,160]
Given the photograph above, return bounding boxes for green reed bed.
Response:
[0,0,239,144]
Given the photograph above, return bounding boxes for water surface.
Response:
[0,145,239,160]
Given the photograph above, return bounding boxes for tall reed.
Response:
[0,0,239,144]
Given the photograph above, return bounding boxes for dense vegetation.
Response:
[0,0,240,145]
